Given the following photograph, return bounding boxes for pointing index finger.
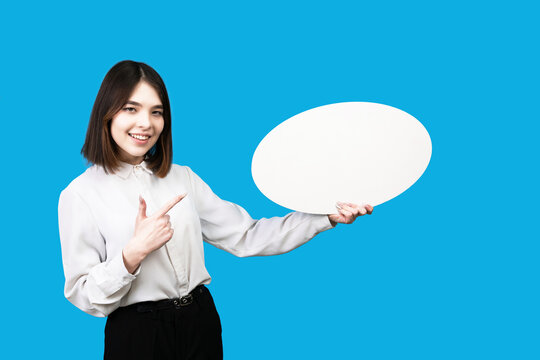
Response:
[155,194,187,217]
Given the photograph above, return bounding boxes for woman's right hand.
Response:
[122,194,186,274]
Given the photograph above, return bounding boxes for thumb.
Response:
[137,195,147,222]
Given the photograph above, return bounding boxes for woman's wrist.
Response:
[122,242,146,274]
[327,215,337,227]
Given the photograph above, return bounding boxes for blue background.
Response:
[1,1,538,358]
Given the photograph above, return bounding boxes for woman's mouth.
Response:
[129,133,150,144]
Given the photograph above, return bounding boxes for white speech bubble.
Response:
[251,102,432,214]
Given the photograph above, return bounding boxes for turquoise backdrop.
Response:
[1,1,538,359]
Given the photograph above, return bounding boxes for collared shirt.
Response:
[58,160,334,317]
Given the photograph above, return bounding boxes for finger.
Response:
[340,203,364,217]
[161,224,174,236]
[345,202,370,216]
[137,195,147,220]
[338,208,354,224]
[158,217,170,228]
[358,206,367,216]
[155,193,187,217]
[334,203,348,216]
[365,204,374,215]
[338,208,353,218]
[337,201,355,212]
[164,227,174,241]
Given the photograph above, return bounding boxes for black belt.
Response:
[133,285,206,313]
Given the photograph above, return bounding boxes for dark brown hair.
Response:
[81,60,173,178]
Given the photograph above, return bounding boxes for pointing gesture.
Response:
[123,194,187,274]
[137,194,186,222]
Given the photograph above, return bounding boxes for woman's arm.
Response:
[184,166,335,257]
[58,187,139,317]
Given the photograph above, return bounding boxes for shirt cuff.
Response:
[311,213,335,232]
[107,252,139,284]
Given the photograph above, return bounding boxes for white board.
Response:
[251,102,432,214]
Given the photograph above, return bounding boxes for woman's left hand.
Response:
[327,202,374,227]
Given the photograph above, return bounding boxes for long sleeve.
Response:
[184,166,334,257]
[58,187,139,317]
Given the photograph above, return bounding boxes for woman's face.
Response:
[110,81,165,165]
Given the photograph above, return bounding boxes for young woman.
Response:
[58,60,373,360]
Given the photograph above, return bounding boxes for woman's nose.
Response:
[136,112,151,127]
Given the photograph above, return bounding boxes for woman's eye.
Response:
[123,107,136,112]
[153,111,163,116]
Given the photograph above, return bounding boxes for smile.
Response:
[129,133,150,140]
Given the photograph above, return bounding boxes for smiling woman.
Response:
[58,60,372,360]
[80,61,173,177]
[109,82,165,165]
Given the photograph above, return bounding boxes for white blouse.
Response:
[58,160,334,317]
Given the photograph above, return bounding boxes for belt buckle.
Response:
[173,294,193,308]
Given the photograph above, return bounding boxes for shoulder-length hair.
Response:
[81,60,173,178]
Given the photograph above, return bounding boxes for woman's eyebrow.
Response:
[126,100,163,109]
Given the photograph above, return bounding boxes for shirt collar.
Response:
[114,159,154,179]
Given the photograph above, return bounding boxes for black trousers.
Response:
[104,285,223,360]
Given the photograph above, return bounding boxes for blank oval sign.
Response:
[251,102,432,214]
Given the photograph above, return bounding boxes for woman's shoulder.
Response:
[169,163,197,177]
[168,163,206,188]
[60,165,102,198]
[165,163,191,184]
[172,163,209,180]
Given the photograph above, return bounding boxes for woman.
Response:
[58,60,373,360]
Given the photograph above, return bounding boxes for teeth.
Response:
[129,133,149,140]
